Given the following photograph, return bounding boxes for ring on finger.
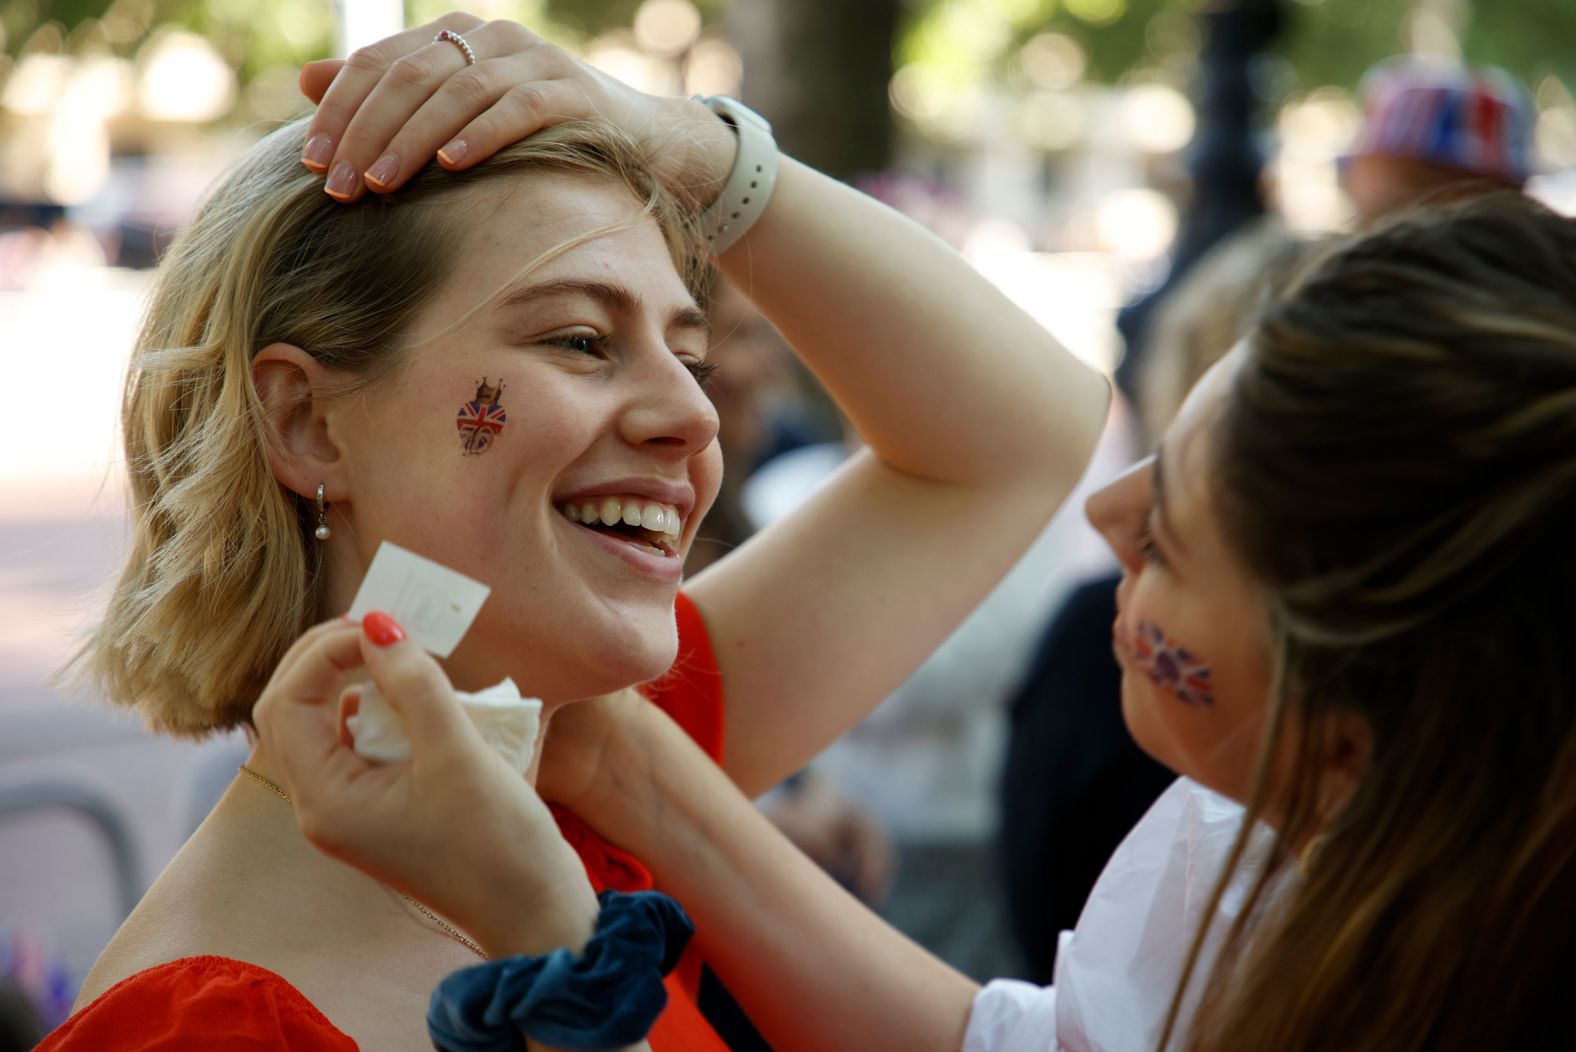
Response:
[434,28,478,67]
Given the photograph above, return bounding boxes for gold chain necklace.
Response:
[237,764,489,960]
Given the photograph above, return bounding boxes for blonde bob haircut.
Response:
[70,115,705,738]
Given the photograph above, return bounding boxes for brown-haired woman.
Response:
[37,14,1107,1052]
[498,192,1572,1051]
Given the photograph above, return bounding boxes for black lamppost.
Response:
[1114,0,1285,403]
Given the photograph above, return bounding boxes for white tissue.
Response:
[346,677,543,775]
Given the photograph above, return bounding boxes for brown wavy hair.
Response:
[67,116,704,738]
[1169,193,1576,1050]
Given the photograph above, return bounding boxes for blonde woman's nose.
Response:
[619,354,721,456]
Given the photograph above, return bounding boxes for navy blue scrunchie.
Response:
[426,889,695,1052]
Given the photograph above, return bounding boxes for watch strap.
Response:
[694,95,779,256]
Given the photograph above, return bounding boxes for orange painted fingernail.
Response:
[363,611,406,647]
[437,138,468,166]
[302,134,334,170]
[366,153,399,188]
[325,160,359,199]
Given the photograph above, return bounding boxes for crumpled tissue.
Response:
[346,677,543,776]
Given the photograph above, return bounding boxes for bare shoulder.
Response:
[73,798,295,1007]
[73,842,230,1008]
[72,800,486,1052]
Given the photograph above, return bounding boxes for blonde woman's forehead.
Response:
[409,176,691,344]
[462,171,653,256]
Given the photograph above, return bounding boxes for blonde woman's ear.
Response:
[251,342,346,501]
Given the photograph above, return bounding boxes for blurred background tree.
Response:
[8,0,1575,176]
[5,0,1576,267]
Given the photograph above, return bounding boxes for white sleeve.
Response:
[961,979,1059,1052]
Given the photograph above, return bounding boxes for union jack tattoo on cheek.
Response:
[457,377,507,455]
[1133,619,1215,707]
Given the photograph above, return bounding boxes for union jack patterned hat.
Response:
[1345,56,1536,186]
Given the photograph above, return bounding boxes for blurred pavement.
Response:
[0,265,244,991]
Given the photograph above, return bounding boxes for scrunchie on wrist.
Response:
[426,889,694,1052]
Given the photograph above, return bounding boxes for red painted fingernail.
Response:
[302,134,334,170]
[437,138,468,166]
[363,611,406,647]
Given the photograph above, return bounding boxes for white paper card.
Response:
[346,542,490,658]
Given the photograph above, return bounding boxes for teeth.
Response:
[557,495,682,537]
[642,502,666,534]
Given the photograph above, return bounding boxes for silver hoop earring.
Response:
[315,483,332,541]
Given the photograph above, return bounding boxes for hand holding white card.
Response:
[344,542,543,773]
[347,542,491,658]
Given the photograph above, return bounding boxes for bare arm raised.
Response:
[298,17,1109,794]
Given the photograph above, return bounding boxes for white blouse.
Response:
[964,778,1275,1052]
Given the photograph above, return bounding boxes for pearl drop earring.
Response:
[315,483,332,541]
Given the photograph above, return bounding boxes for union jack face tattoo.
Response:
[1132,619,1215,708]
[457,378,507,455]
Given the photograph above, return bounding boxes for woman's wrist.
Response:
[473,861,600,959]
[437,813,600,959]
[649,95,738,211]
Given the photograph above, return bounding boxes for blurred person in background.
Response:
[683,279,827,577]
[1340,56,1534,225]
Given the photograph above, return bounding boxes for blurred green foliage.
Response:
[7,0,333,82]
[1273,0,1576,95]
[535,0,723,36]
[6,0,1573,103]
[898,0,1574,100]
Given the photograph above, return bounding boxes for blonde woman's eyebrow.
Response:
[495,278,708,336]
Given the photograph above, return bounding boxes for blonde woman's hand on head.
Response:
[252,612,599,958]
[297,14,731,204]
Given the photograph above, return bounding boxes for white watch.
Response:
[694,95,779,255]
